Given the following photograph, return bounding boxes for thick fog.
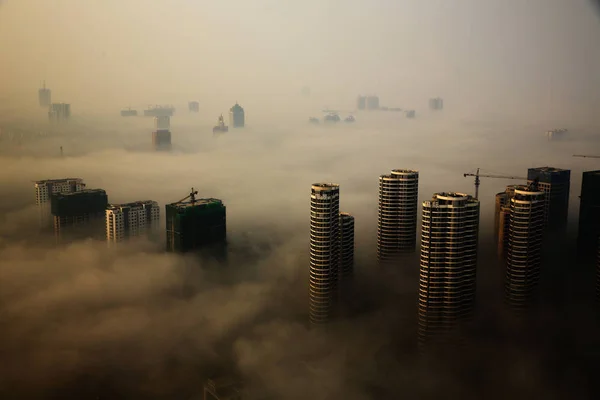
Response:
[2,0,600,399]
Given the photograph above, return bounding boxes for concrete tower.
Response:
[309,183,340,326]
[418,192,480,346]
[527,167,570,231]
[377,169,419,265]
[505,185,546,309]
[106,200,160,245]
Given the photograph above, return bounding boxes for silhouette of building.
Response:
[418,192,480,347]
[38,81,51,107]
[152,116,171,150]
[188,101,199,113]
[527,167,570,231]
[429,97,444,110]
[229,103,245,128]
[48,103,71,122]
[366,96,380,110]
[51,189,108,243]
[377,169,419,265]
[356,95,366,110]
[578,171,600,260]
[106,200,160,245]
[309,183,340,326]
[505,185,545,310]
[339,212,355,284]
[166,198,226,253]
[495,185,517,258]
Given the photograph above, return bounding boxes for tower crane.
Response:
[573,154,600,159]
[177,188,198,205]
[463,168,527,199]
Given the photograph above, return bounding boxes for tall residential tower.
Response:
[377,169,419,265]
[505,185,546,309]
[309,183,340,326]
[418,192,480,346]
[106,201,160,245]
[527,167,570,231]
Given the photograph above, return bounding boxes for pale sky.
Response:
[1,0,600,116]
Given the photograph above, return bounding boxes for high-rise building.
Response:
[527,167,570,231]
[38,81,51,107]
[578,171,600,260]
[35,178,86,205]
[366,96,380,110]
[377,169,419,265]
[154,115,170,130]
[495,185,517,258]
[48,103,71,122]
[229,103,245,128]
[52,189,108,242]
[418,192,480,346]
[597,238,600,303]
[188,101,199,113]
[309,183,340,326]
[429,97,444,110]
[152,130,172,150]
[339,212,355,283]
[166,197,226,253]
[35,178,86,229]
[505,185,546,309]
[356,95,366,110]
[106,201,160,245]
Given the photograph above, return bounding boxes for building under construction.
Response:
[48,103,71,122]
[51,189,108,242]
[166,189,227,253]
[38,81,51,107]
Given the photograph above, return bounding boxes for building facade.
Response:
[309,183,340,326]
[578,171,600,260]
[229,103,245,128]
[106,201,160,244]
[527,167,570,231]
[48,103,71,122]
[35,178,86,205]
[377,169,419,265]
[418,192,480,346]
[166,198,226,253]
[339,212,355,283]
[495,185,517,258]
[505,186,546,309]
[51,189,108,242]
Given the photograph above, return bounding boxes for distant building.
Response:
[377,169,419,265]
[106,200,160,245]
[188,101,200,113]
[505,185,545,310]
[356,95,366,110]
[38,81,51,107]
[429,97,444,110]
[154,116,170,130]
[166,197,226,253]
[51,189,108,242]
[48,103,71,122]
[152,130,171,150]
[366,96,379,110]
[405,110,415,118]
[578,171,600,260]
[120,108,138,117]
[527,167,570,231]
[229,103,245,128]
[418,192,479,347]
[309,183,340,326]
[144,105,175,117]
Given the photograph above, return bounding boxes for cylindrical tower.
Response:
[418,192,480,346]
[505,186,545,309]
[378,169,419,265]
[339,212,355,283]
[309,183,340,325]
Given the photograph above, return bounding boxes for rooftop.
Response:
[230,103,244,112]
[55,188,106,197]
[35,178,83,184]
[168,198,224,210]
[529,166,569,173]
[107,200,157,210]
[312,183,340,191]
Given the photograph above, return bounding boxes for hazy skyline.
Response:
[1,0,600,119]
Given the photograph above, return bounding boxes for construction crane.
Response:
[177,188,198,205]
[573,154,600,159]
[463,168,527,199]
